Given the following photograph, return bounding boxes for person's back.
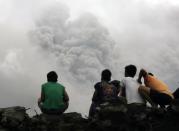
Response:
[144,75,173,98]
[138,69,174,107]
[92,81,118,103]
[121,77,144,104]
[89,69,117,117]
[120,65,144,104]
[38,71,69,115]
[42,82,65,109]
[101,81,118,102]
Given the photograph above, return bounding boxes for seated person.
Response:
[38,71,69,115]
[138,69,174,108]
[89,69,118,117]
[120,65,145,104]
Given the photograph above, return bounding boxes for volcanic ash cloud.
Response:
[30,3,116,84]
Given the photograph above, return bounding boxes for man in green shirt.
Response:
[38,71,69,115]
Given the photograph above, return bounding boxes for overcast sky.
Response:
[1,0,179,116]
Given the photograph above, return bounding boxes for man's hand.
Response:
[38,98,43,107]
[138,68,147,84]
[140,69,147,76]
[38,97,41,103]
[137,79,142,84]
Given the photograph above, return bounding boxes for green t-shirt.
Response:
[42,82,65,109]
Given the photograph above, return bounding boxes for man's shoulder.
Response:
[122,77,139,85]
[42,82,64,87]
[121,77,129,83]
[94,82,101,89]
[41,82,49,90]
[42,82,48,87]
[55,82,65,88]
[124,77,136,81]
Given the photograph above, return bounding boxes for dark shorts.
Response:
[41,108,65,115]
[150,89,173,106]
[39,103,68,115]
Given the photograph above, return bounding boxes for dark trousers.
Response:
[39,103,68,115]
[89,102,99,118]
[150,89,173,107]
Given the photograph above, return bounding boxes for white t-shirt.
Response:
[120,77,144,104]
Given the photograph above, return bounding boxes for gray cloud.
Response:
[30,2,179,91]
[1,0,179,116]
[30,3,116,84]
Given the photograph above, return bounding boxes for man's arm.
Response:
[63,89,69,102]
[92,83,100,103]
[92,89,99,102]
[38,86,45,107]
[119,80,126,97]
[41,90,45,102]
[137,69,147,84]
[63,89,69,108]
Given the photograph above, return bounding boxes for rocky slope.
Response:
[0,98,179,131]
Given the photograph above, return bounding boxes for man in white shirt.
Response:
[120,65,145,104]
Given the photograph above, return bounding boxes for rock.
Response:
[0,106,29,128]
[95,97,128,122]
[29,112,88,131]
[61,112,84,123]
[127,103,149,121]
[0,125,9,131]
[0,129,9,131]
[60,112,88,131]
[0,103,179,131]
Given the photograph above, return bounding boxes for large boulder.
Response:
[91,102,152,131]
[29,112,87,131]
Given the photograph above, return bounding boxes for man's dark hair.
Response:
[125,65,137,77]
[101,69,112,81]
[148,72,154,76]
[47,71,58,82]
[111,80,120,88]
[111,80,121,93]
